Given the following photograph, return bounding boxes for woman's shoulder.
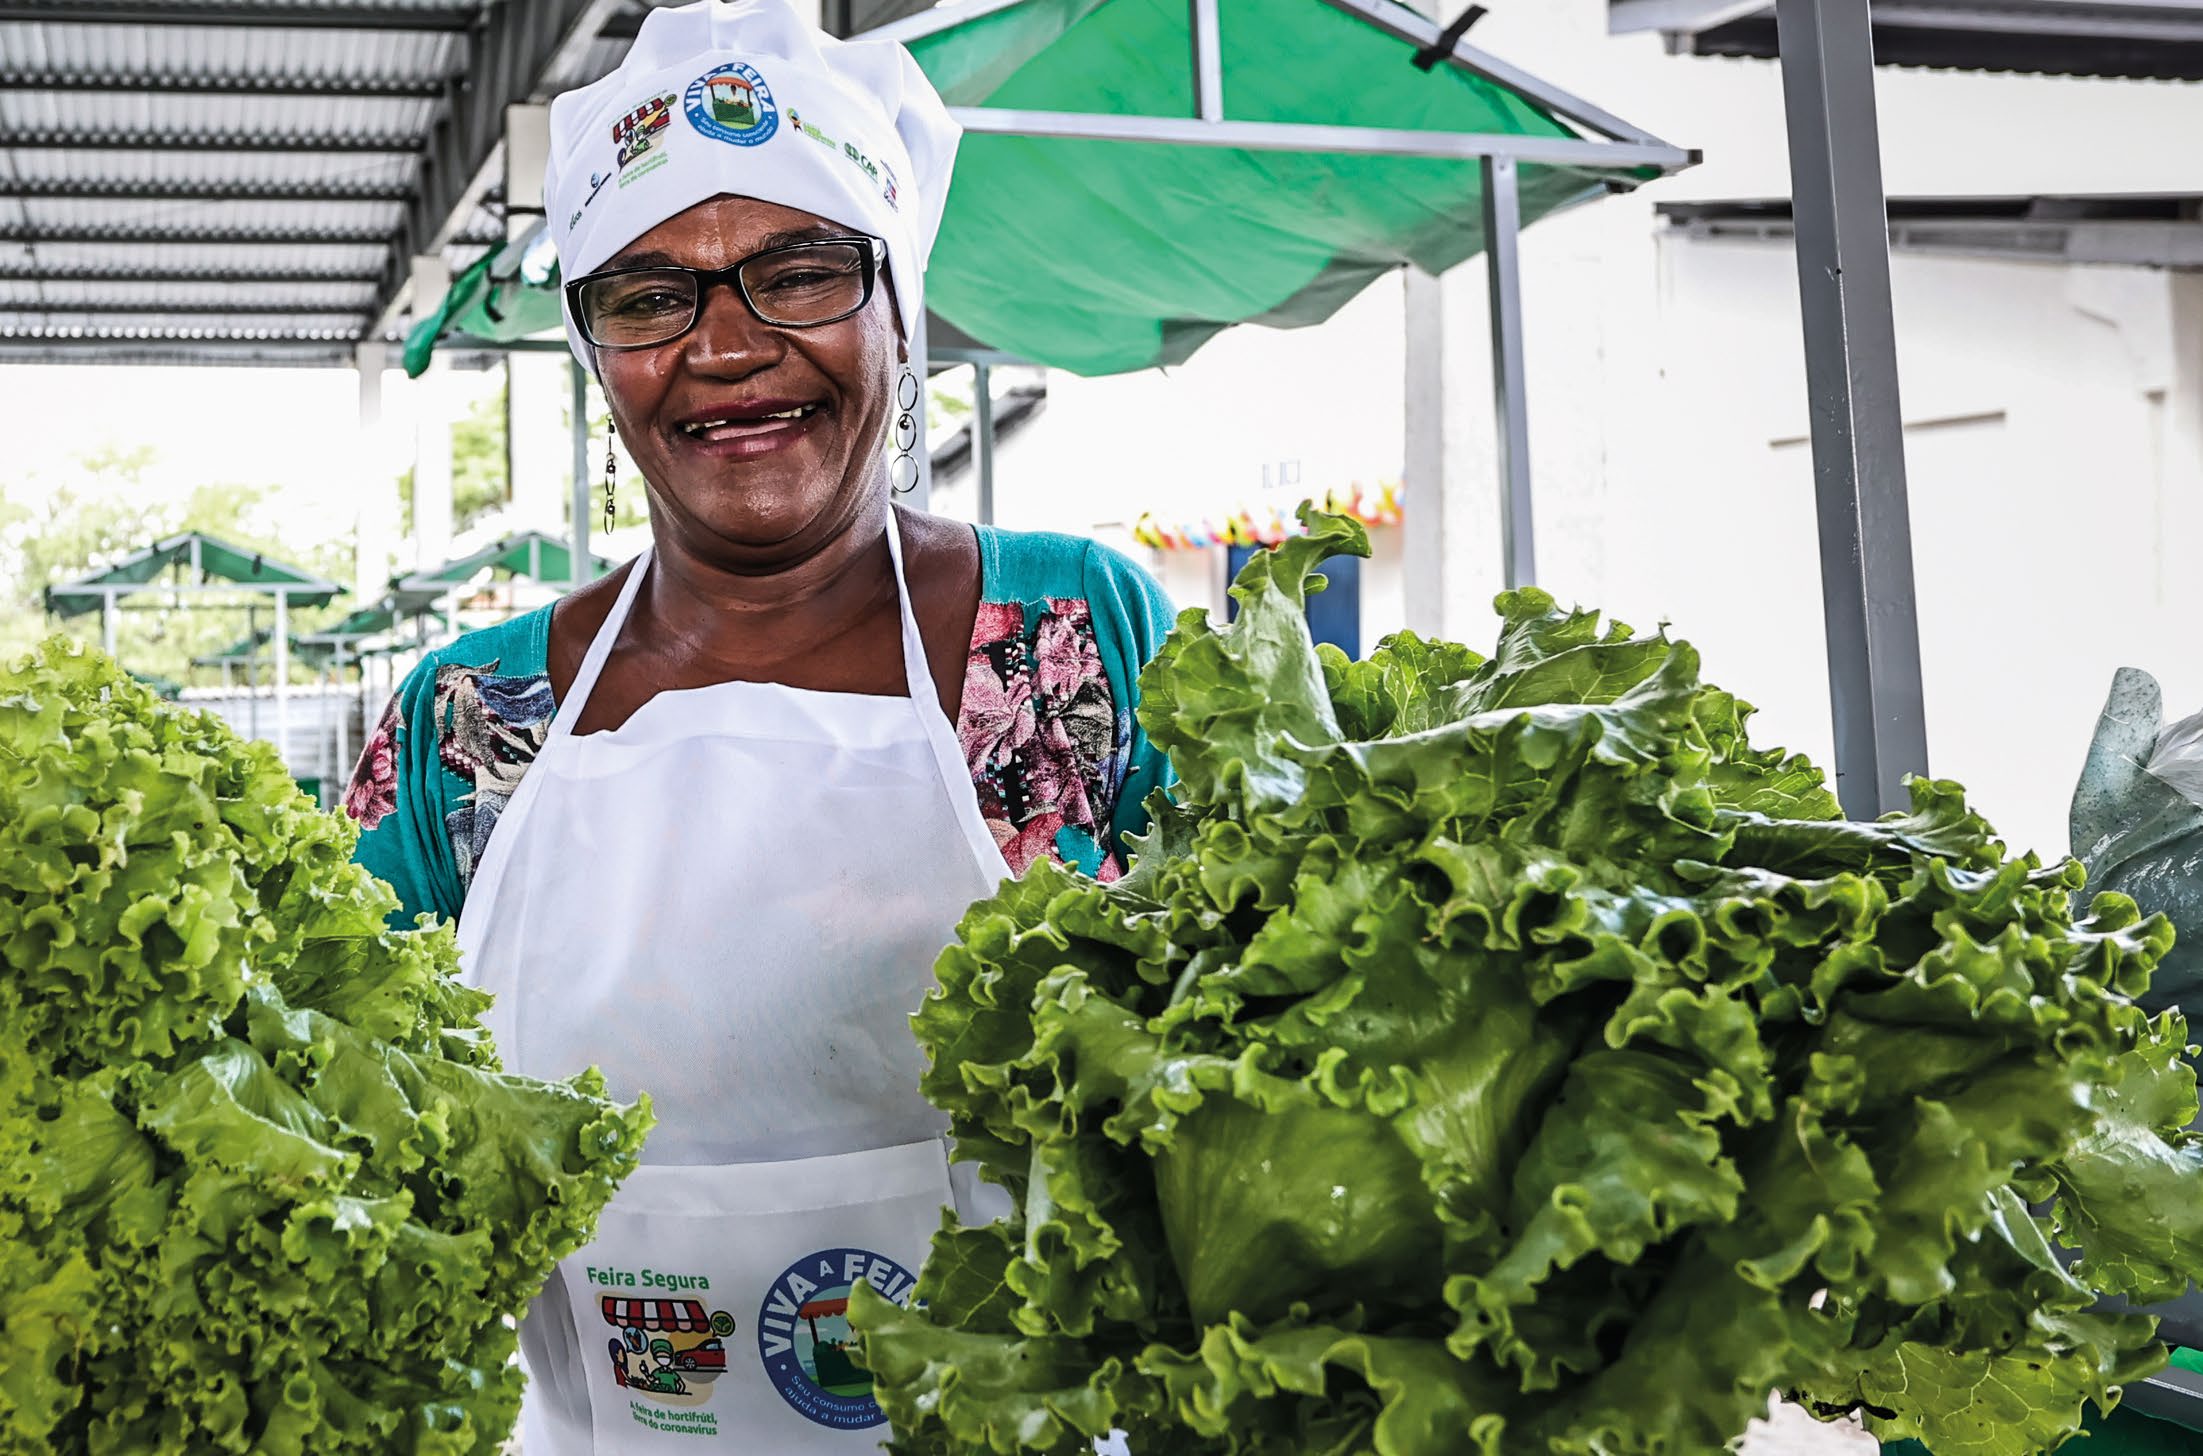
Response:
[973,523,1167,614]
[400,605,557,694]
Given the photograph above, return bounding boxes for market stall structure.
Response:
[41,531,345,768]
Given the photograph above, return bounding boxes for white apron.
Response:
[457,512,1011,1454]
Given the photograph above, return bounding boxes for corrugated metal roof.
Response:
[0,23,462,86]
[0,0,937,366]
[0,0,587,365]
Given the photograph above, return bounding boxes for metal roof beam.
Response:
[5,132,421,154]
[0,3,478,30]
[2,225,399,245]
[0,72,450,99]
[0,178,411,203]
[1675,11,2203,75]
[0,302,370,317]
[0,332,363,345]
[0,265,380,285]
[371,0,618,330]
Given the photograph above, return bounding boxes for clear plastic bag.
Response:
[2070,667,2203,1348]
[2072,667,2203,1018]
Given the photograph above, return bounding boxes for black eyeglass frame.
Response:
[564,234,886,350]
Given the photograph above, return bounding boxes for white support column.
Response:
[505,105,567,537]
[510,352,571,534]
[1402,269,1498,639]
[2163,274,2203,628]
[410,255,455,573]
[274,591,291,769]
[101,590,118,657]
[354,341,395,600]
[504,104,551,217]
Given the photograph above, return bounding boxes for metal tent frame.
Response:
[867,0,1698,601]
[43,531,346,764]
[863,0,1928,819]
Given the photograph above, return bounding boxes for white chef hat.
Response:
[544,0,959,370]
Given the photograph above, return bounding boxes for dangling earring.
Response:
[889,364,920,496]
[603,418,619,531]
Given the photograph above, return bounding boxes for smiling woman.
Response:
[339,4,1175,1452]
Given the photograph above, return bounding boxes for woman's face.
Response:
[591,195,899,563]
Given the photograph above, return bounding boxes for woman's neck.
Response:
[635,489,900,676]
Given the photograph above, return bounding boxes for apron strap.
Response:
[549,544,652,743]
[886,509,1014,882]
[883,509,936,707]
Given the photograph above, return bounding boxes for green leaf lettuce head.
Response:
[856,507,2201,1456]
[0,639,651,1454]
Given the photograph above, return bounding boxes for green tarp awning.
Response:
[403,0,1654,379]
[398,531,614,591]
[305,597,447,642]
[908,0,1635,374]
[194,629,337,669]
[403,229,565,377]
[44,531,344,619]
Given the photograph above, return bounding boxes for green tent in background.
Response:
[43,532,343,620]
[904,0,1643,375]
[404,0,1660,379]
[397,529,614,591]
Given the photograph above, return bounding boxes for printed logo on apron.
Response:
[589,1273,740,1438]
[755,1247,918,1429]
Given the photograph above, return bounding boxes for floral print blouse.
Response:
[344,526,1179,926]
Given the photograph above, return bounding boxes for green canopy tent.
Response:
[44,530,345,766]
[193,629,336,675]
[401,0,1691,582]
[397,529,614,595]
[396,529,616,651]
[893,0,1678,376]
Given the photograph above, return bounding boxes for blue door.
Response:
[1226,544,1361,657]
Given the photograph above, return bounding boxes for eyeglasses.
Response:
[566,235,884,350]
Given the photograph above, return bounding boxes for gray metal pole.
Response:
[1480,155,1535,588]
[1189,0,1224,122]
[973,362,997,526]
[1776,0,1929,818]
[274,589,290,770]
[571,358,593,585]
[245,604,260,741]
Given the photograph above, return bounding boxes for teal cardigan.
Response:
[342,525,1177,926]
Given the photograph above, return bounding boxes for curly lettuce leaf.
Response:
[865,509,2193,1456]
[0,638,649,1453]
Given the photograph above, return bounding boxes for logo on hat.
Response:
[685,62,779,148]
[614,92,677,185]
[568,169,613,232]
[787,107,900,214]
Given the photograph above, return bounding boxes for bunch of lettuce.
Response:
[0,639,650,1454]
[856,511,2203,1456]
